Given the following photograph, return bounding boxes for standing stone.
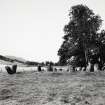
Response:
[47,64,53,72]
[37,65,41,72]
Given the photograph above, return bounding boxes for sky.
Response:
[0,0,105,62]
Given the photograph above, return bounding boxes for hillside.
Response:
[0,55,25,66]
[5,56,26,63]
[0,55,40,66]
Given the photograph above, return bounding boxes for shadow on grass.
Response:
[49,72,63,77]
[0,88,13,100]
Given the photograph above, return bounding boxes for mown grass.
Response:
[0,70,105,105]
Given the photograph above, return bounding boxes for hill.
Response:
[5,55,26,63]
[0,55,25,66]
[0,55,41,66]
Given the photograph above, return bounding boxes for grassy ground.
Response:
[0,70,105,105]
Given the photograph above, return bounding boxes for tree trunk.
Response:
[84,42,88,71]
[82,34,88,70]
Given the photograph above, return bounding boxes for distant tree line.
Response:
[25,61,39,66]
[25,61,59,66]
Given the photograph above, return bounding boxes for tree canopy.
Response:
[58,4,105,67]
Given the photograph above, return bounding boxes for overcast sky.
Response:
[0,0,105,62]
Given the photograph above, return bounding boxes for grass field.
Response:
[0,69,105,105]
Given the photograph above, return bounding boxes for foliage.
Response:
[58,4,104,66]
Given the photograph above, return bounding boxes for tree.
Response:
[58,4,102,70]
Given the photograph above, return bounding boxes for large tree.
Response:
[58,4,103,68]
